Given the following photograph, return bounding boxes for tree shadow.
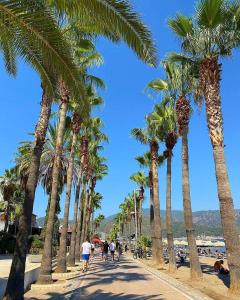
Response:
[200,263,230,288]
[46,289,162,299]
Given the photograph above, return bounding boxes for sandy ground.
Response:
[142,255,238,300]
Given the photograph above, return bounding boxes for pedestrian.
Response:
[102,240,109,261]
[91,242,95,258]
[116,240,122,262]
[109,240,116,261]
[81,237,92,272]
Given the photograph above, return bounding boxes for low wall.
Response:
[0,265,40,299]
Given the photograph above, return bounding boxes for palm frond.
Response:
[168,14,193,37]
[197,0,224,28]
[49,0,157,66]
[0,0,86,99]
[131,128,149,144]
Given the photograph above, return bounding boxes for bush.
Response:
[0,231,16,254]
[137,235,152,250]
[29,235,44,254]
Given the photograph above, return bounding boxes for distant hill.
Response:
[37,209,240,238]
[98,209,240,238]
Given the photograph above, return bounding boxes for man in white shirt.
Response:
[109,240,116,261]
[81,238,92,272]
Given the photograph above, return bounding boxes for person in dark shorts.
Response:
[102,240,109,261]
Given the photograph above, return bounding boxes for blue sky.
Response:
[1,0,240,219]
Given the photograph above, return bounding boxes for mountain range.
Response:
[37,209,240,238]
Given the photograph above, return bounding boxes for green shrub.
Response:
[137,235,152,250]
[29,235,44,254]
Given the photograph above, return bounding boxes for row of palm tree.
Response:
[115,0,240,295]
[1,1,157,299]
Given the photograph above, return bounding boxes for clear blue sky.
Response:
[1,0,240,219]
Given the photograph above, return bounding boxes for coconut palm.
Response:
[168,1,240,289]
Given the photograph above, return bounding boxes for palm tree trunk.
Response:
[75,179,86,262]
[56,132,77,273]
[4,86,52,299]
[68,167,82,266]
[182,130,202,280]
[150,141,164,266]
[81,190,90,243]
[166,156,177,273]
[38,81,69,284]
[200,57,240,293]
[149,170,156,261]
[139,198,142,237]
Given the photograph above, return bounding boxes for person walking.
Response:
[116,240,122,262]
[91,242,95,259]
[81,237,92,272]
[102,240,109,261]
[109,240,116,261]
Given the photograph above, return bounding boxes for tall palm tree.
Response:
[150,98,178,273]
[147,64,203,279]
[169,1,240,290]
[4,5,87,299]
[56,40,105,273]
[38,1,156,284]
[132,109,168,266]
[135,151,165,263]
[69,118,108,265]
[130,171,148,237]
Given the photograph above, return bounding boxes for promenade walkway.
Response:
[26,251,193,300]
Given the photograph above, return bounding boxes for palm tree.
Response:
[38,0,156,284]
[93,214,105,233]
[132,100,174,267]
[4,3,87,298]
[56,39,105,273]
[130,172,148,237]
[0,168,22,233]
[148,64,203,279]
[135,152,165,263]
[169,1,240,290]
[69,117,108,265]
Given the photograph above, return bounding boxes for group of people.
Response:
[80,238,123,272]
[101,240,122,261]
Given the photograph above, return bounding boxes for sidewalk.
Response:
[26,251,196,299]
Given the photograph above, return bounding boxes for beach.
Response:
[142,255,238,300]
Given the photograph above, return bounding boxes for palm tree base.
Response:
[67,256,76,267]
[229,270,240,295]
[36,274,53,285]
